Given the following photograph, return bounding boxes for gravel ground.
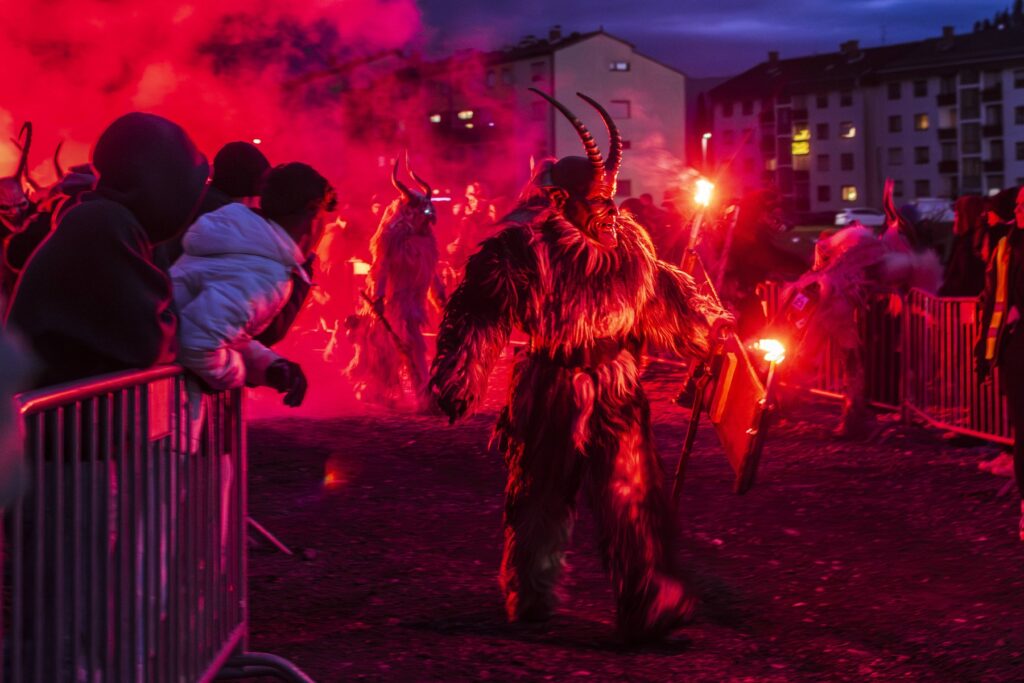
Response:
[246,359,1024,682]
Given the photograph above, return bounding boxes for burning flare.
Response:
[755,338,786,364]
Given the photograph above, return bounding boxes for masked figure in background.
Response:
[430,90,731,642]
[779,179,941,437]
[346,156,446,409]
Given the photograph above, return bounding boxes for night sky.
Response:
[420,0,1005,77]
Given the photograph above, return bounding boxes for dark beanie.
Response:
[212,141,270,198]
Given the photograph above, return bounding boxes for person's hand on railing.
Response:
[265,359,308,407]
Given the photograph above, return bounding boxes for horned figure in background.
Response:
[345,152,446,409]
[429,89,732,642]
[776,177,941,437]
[0,123,35,235]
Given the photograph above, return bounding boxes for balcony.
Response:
[982,85,1003,102]
[983,123,1004,137]
[936,92,957,106]
[938,160,959,173]
[984,159,1005,173]
[938,127,958,140]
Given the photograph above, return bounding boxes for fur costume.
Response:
[783,181,942,435]
[430,91,729,641]
[346,156,445,407]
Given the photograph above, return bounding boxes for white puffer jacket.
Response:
[171,203,309,390]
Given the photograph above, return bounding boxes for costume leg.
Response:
[837,345,868,437]
[499,365,583,622]
[585,394,694,641]
[403,317,429,401]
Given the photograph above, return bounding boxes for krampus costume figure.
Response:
[346,156,446,407]
[429,90,731,642]
[780,179,941,436]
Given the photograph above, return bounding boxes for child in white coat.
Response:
[172,163,336,406]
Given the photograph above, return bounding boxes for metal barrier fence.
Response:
[4,366,313,682]
[760,282,1013,445]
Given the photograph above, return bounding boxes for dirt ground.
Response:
[246,360,1024,682]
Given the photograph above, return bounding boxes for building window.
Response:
[1015,106,1024,125]
[987,175,1005,193]
[616,179,632,197]
[893,180,904,197]
[840,90,853,107]
[914,80,928,97]
[961,88,980,119]
[888,147,904,165]
[530,61,546,82]
[816,93,829,108]
[1016,69,1024,89]
[840,121,856,138]
[842,185,858,202]
[610,100,631,119]
[940,75,956,95]
[742,100,753,115]
[1016,141,1024,161]
[888,82,901,100]
[888,115,902,133]
[914,179,931,197]
[817,185,831,202]
[609,61,630,71]
[722,102,734,117]
[914,114,930,131]
[486,71,496,88]
[502,69,514,85]
[914,146,930,164]
[839,153,853,170]
[941,142,957,161]
[991,139,1004,162]
[963,123,981,154]
[817,154,830,171]
[816,123,829,140]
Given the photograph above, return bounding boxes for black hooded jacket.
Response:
[6,113,209,388]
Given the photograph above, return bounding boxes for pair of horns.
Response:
[391,151,431,201]
[529,88,623,197]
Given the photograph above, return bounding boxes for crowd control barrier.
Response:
[3,366,313,682]
[760,282,1013,446]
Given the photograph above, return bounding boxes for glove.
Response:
[976,357,992,383]
[265,359,308,407]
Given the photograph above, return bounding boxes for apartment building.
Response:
[709,23,1024,219]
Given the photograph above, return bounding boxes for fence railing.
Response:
[761,282,1012,445]
[4,366,313,682]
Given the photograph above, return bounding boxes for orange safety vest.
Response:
[985,236,1012,361]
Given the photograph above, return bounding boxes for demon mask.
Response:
[391,151,436,232]
[529,89,623,248]
[0,123,34,232]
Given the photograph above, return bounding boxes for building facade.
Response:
[710,24,1024,219]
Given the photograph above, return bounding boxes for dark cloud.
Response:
[419,0,1003,76]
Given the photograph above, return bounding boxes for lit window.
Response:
[792,124,810,142]
[610,100,632,119]
[428,114,442,124]
[840,121,856,138]
[609,61,631,72]
[914,113,930,131]
[842,185,858,202]
[792,140,810,156]
[457,110,474,120]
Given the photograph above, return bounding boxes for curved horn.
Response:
[576,92,622,189]
[53,141,65,179]
[529,87,606,193]
[391,155,412,201]
[14,122,32,182]
[405,150,431,197]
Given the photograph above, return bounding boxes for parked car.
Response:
[835,207,886,227]
[904,197,955,224]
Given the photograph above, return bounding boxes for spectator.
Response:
[171,162,336,406]
[940,195,987,296]
[976,185,1024,541]
[157,141,270,268]
[5,113,209,387]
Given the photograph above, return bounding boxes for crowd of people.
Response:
[2,102,1024,653]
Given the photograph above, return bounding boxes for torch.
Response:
[687,177,714,251]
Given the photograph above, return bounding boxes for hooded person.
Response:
[5,113,209,388]
[171,162,336,406]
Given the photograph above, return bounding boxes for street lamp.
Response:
[701,132,712,170]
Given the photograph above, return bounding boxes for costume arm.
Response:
[642,261,731,358]
[429,225,536,421]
